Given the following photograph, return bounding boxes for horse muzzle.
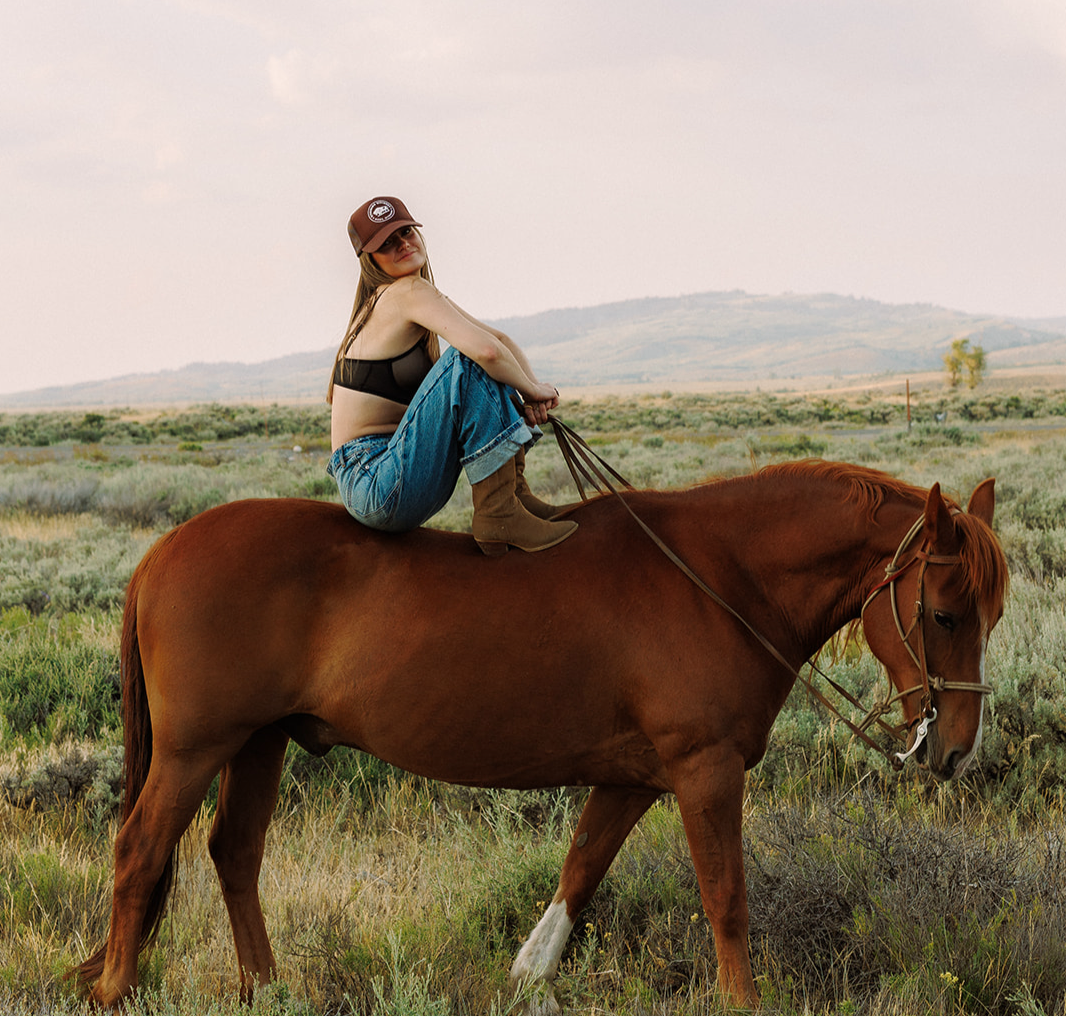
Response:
[893,707,936,770]
[896,706,981,782]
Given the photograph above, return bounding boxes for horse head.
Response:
[861,479,1008,781]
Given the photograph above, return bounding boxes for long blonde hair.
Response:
[327,230,440,403]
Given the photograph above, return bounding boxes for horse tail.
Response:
[71,539,179,988]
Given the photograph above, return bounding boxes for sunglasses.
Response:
[376,226,417,254]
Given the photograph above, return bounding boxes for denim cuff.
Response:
[462,421,541,484]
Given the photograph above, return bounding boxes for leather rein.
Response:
[548,416,992,771]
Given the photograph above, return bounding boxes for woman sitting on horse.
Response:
[327,196,577,555]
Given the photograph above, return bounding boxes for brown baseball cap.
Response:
[348,196,422,255]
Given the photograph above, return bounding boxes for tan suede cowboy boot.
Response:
[471,457,578,556]
[513,447,582,520]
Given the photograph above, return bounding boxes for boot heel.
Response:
[475,539,510,557]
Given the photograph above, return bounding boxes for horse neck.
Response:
[796,492,924,643]
[647,478,926,656]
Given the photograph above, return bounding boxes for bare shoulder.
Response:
[392,275,442,302]
[388,277,455,325]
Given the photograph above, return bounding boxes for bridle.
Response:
[858,515,993,766]
[548,416,992,771]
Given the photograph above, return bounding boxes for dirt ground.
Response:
[562,363,1066,401]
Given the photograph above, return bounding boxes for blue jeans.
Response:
[327,346,541,531]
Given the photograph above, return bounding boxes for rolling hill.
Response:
[4,291,1065,408]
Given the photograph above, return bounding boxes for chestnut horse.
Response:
[75,460,1007,1011]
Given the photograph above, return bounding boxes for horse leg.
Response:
[90,755,223,1008]
[207,724,289,1002]
[511,785,659,1014]
[670,748,758,1009]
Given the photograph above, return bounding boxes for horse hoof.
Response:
[515,983,561,1016]
[527,998,561,1016]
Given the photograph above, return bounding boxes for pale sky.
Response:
[2,0,1065,396]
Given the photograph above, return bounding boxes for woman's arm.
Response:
[398,279,558,406]
[444,297,560,424]
[444,300,543,382]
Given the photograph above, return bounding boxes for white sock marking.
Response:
[511,900,574,985]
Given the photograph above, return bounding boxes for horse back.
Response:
[129,497,780,788]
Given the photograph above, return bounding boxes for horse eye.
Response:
[933,610,955,632]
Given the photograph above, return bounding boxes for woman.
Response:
[327,196,577,555]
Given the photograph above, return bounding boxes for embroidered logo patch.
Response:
[367,200,396,224]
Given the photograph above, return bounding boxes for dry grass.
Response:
[1,778,562,1014]
[4,770,1066,1015]
[0,511,96,542]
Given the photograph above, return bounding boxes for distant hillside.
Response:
[493,292,1066,385]
[3,291,1065,408]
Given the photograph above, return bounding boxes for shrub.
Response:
[0,404,332,447]
[743,789,1066,1014]
[0,739,123,821]
[0,610,122,745]
[0,519,151,613]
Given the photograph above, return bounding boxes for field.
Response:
[2,385,1066,1015]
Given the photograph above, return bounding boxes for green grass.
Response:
[3,388,1066,1013]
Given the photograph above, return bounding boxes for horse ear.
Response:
[922,482,953,547]
[967,478,995,525]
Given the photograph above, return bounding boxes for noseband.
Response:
[859,515,993,766]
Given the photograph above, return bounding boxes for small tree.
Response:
[943,337,986,389]
[944,341,964,388]
[965,343,986,388]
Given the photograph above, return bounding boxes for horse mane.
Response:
[619,458,1008,624]
[752,458,1008,622]
[952,511,1010,624]
[753,458,933,519]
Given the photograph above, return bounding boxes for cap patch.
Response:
[367,200,396,224]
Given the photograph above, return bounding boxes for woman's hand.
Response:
[522,384,560,426]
